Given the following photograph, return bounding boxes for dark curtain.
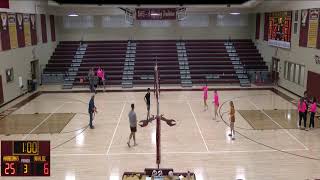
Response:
[41,14,47,43]
[255,13,261,40]
[264,13,269,41]
[50,15,56,42]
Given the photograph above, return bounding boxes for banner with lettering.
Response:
[16,13,25,48]
[136,8,176,20]
[307,9,319,48]
[299,9,320,49]
[30,14,37,45]
[8,13,18,49]
[0,12,10,51]
[23,14,31,46]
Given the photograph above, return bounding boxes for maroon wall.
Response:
[0,0,9,8]
[307,71,320,101]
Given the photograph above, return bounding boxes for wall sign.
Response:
[136,8,176,20]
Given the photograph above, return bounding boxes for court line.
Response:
[51,148,308,157]
[22,102,66,140]
[187,101,209,152]
[247,99,309,151]
[106,102,126,155]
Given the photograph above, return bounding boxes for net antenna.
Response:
[154,60,161,168]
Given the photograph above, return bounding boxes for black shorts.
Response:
[130,127,137,132]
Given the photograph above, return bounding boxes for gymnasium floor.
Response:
[1,89,320,180]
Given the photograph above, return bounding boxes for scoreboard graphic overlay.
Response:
[1,141,50,176]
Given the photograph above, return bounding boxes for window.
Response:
[284,61,305,86]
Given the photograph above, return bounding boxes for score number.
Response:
[3,162,49,176]
[4,163,16,175]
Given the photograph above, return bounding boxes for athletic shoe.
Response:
[232,137,235,140]
[228,134,232,136]
[127,142,131,148]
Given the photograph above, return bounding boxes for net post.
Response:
[154,64,161,167]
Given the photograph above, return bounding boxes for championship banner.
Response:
[23,14,31,46]
[16,13,25,48]
[307,9,319,48]
[0,12,10,50]
[267,11,292,49]
[136,8,176,20]
[8,13,18,49]
[30,14,37,45]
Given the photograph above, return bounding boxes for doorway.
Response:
[271,57,280,84]
[30,60,39,81]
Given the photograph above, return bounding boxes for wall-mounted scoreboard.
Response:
[1,141,50,176]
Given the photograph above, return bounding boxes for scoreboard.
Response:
[1,141,50,176]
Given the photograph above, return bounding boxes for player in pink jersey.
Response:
[202,84,208,111]
[212,90,219,120]
[298,97,307,130]
[309,98,317,129]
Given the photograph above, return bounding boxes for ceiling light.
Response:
[151,13,160,16]
[68,13,79,17]
[230,12,240,15]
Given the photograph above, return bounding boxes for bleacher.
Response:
[185,40,240,84]
[44,41,79,74]
[133,40,180,85]
[43,39,268,88]
[73,41,127,86]
[233,40,268,71]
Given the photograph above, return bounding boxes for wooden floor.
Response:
[0,90,320,179]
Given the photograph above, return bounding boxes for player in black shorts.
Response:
[144,88,151,121]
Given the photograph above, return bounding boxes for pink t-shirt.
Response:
[97,69,103,78]
[213,92,219,106]
[310,102,317,113]
[202,86,208,99]
[298,101,307,112]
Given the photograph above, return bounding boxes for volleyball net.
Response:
[154,64,161,167]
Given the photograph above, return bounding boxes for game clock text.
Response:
[1,141,50,176]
